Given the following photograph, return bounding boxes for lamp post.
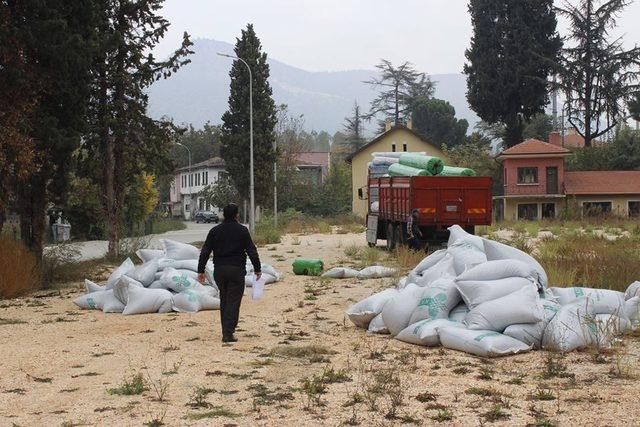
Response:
[176,142,192,220]
[218,52,255,233]
[273,137,278,227]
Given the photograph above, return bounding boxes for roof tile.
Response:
[499,139,571,156]
[565,171,640,195]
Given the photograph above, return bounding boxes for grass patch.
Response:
[151,218,186,234]
[483,404,510,422]
[0,317,27,325]
[270,344,337,361]
[465,387,498,397]
[390,246,426,270]
[107,373,146,396]
[184,406,238,420]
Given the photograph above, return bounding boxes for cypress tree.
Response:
[465,0,561,147]
[220,24,277,208]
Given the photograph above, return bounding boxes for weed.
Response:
[184,406,238,420]
[466,387,498,397]
[161,344,179,353]
[416,391,437,402]
[0,318,27,325]
[477,365,494,380]
[107,373,146,396]
[531,418,556,427]
[532,386,555,401]
[187,386,214,408]
[247,383,294,407]
[432,409,453,422]
[540,353,573,379]
[344,245,360,259]
[300,374,328,408]
[320,366,351,384]
[483,404,510,422]
[505,375,526,385]
[270,344,337,361]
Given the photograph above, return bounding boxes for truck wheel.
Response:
[368,242,376,248]
[386,223,396,251]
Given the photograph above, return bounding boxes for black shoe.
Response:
[222,335,238,343]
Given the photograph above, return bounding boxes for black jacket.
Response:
[197,219,261,274]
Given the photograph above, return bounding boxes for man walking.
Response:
[407,209,424,251]
[197,203,261,343]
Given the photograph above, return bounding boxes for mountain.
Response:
[147,39,479,136]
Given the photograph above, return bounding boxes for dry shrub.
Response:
[537,234,640,291]
[392,246,426,270]
[0,235,40,298]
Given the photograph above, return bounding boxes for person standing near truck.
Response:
[197,203,261,343]
[407,209,424,251]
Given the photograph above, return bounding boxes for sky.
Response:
[154,0,640,74]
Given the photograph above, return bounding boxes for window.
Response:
[629,201,640,217]
[542,203,555,219]
[517,167,538,184]
[517,203,538,220]
[204,171,208,185]
[402,143,407,152]
[583,201,612,216]
[391,144,396,152]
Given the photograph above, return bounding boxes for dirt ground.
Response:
[1,231,639,426]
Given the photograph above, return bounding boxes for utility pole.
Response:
[273,137,278,227]
[218,53,255,233]
[176,142,192,220]
[551,75,558,130]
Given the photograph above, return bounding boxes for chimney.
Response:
[548,131,562,147]
[385,121,392,132]
[406,119,413,130]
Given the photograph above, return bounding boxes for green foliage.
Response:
[465,0,561,147]
[557,0,640,146]
[172,123,221,168]
[442,132,498,179]
[107,373,146,396]
[365,59,435,127]
[199,174,240,212]
[343,102,367,152]
[220,24,277,206]
[523,113,554,141]
[63,174,105,240]
[411,97,468,148]
[566,125,640,171]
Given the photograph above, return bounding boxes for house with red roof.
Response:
[495,138,640,220]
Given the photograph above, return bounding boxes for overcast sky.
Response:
[154,0,640,74]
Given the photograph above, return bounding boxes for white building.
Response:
[169,157,227,220]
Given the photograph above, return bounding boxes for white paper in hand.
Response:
[251,275,266,300]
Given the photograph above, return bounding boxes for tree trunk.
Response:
[19,173,46,262]
[504,112,524,148]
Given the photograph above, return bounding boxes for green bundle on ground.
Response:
[438,166,477,176]
[399,153,445,175]
[388,163,433,177]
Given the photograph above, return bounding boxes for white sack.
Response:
[372,156,399,165]
[245,273,276,287]
[397,276,408,290]
[74,290,124,313]
[542,298,594,352]
[147,280,165,290]
[156,268,199,282]
[411,255,456,287]
[125,259,159,286]
[345,288,398,328]
[448,303,469,322]
[251,275,266,300]
[408,278,461,324]
[122,286,173,315]
[358,266,397,279]
[456,259,538,282]
[370,201,379,213]
[456,277,536,308]
[367,314,389,334]
[447,225,484,251]
[503,300,561,349]
[157,258,199,271]
[438,327,531,357]
[412,249,447,276]
[322,267,360,279]
[483,238,548,288]
[465,285,542,332]
[160,239,200,261]
[160,268,203,292]
[396,319,464,346]
[136,249,164,263]
[381,283,423,336]
[84,279,104,293]
[372,151,426,159]
[625,297,640,328]
[106,258,135,289]
[113,276,144,305]
[447,240,487,275]
[172,287,220,312]
[550,287,625,309]
[625,281,640,300]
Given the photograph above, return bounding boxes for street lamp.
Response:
[176,142,192,220]
[217,52,255,233]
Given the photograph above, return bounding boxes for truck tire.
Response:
[386,223,396,251]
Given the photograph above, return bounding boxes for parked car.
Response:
[194,211,219,224]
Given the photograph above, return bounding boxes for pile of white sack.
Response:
[322,265,397,280]
[74,239,282,315]
[346,225,640,357]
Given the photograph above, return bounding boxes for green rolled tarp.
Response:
[437,166,477,177]
[399,153,445,175]
[388,163,433,177]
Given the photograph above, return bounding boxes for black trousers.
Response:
[213,265,245,337]
[408,237,423,251]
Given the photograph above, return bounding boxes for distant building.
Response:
[495,138,640,220]
[169,157,226,220]
[295,151,331,185]
[346,123,447,217]
[548,128,605,149]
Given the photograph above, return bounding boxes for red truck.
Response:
[362,175,493,249]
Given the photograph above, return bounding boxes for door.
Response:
[546,167,558,194]
[542,203,555,219]
[440,189,462,223]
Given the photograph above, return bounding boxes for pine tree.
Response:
[87,0,192,256]
[220,24,277,208]
[557,0,640,146]
[343,101,367,152]
[411,98,469,148]
[465,0,561,147]
[364,60,435,128]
